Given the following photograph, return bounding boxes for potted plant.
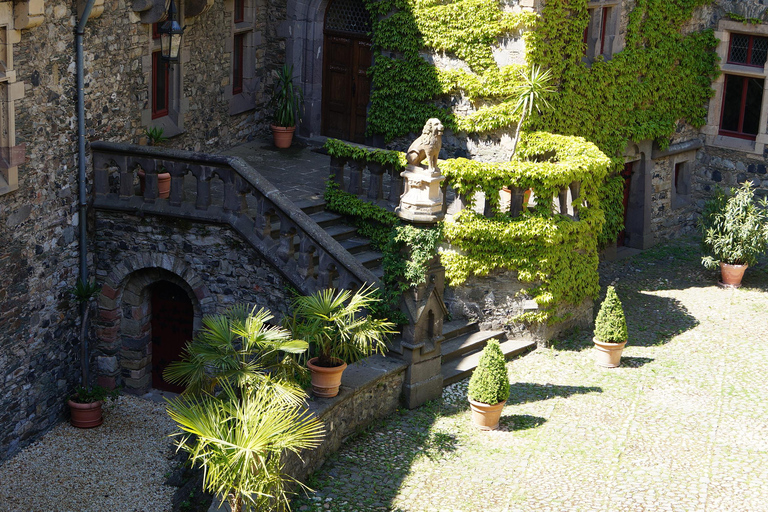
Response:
[700,181,768,288]
[467,340,510,430]
[592,285,628,368]
[68,384,119,428]
[288,286,396,398]
[269,64,303,148]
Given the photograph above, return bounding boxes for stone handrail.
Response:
[328,155,404,205]
[91,141,380,294]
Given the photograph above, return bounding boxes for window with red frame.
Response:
[234,0,244,23]
[599,7,611,55]
[233,33,244,95]
[152,51,169,119]
[728,34,768,68]
[719,74,764,140]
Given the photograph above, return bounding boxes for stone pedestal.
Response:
[395,165,446,223]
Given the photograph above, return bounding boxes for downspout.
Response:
[76,0,96,388]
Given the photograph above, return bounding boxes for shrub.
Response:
[467,340,510,405]
[594,286,627,344]
[700,181,768,269]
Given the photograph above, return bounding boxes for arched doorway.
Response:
[150,280,193,393]
[321,0,372,143]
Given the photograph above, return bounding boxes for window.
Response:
[719,74,764,140]
[599,7,612,56]
[728,34,768,68]
[152,51,169,119]
[583,3,618,62]
[234,0,244,23]
[233,33,244,95]
[671,158,692,209]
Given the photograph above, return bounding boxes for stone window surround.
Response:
[224,0,259,116]
[704,20,768,156]
[584,0,622,63]
[141,23,189,138]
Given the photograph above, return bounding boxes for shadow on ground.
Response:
[508,382,602,406]
[498,414,547,431]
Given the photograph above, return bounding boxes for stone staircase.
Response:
[295,198,537,386]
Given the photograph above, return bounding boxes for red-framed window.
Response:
[582,9,593,55]
[728,34,768,68]
[599,7,611,55]
[233,33,244,95]
[152,51,169,119]
[152,22,161,40]
[719,74,764,140]
[234,0,245,23]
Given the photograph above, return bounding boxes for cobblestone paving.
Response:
[294,237,768,512]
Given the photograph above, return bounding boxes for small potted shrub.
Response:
[467,340,510,430]
[700,181,768,287]
[288,286,396,398]
[592,285,628,368]
[68,385,119,428]
[269,64,303,148]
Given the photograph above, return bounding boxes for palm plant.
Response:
[271,64,304,128]
[164,305,308,404]
[72,278,101,392]
[289,285,396,368]
[167,381,324,512]
[509,65,555,156]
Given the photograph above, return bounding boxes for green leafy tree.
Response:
[164,305,309,404]
[288,285,397,367]
[167,382,324,512]
[594,286,627,344]
[467,340,510,405]
[700,181,768,269]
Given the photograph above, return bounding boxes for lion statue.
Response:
[406,118,444,173]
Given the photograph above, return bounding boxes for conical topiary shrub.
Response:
[467,340,510,430]
[593,286,628,367]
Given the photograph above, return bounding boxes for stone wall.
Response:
[92,210,291,393]
[0,0,287,460]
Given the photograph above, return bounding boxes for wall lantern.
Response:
[159,0,185,63]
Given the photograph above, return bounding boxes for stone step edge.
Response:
[441,338,536,386]
[440,329,507,363]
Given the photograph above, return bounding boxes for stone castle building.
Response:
[0,0,765,460]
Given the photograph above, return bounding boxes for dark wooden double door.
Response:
[322,33,372,143]
[151,282,192,393]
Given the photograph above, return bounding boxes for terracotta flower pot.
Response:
[68,400,104,428]
[271,125,296,149]
[307,357,347,398]
[592,337,627,368]
[468,398,506,430]
[137,169,171,199]
[720,262,747,288]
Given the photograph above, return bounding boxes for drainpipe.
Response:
[76,0,96,388]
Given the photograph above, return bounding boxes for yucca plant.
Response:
[71,278,101,393]
[164,305,308,404]
[700,181,768,269]
[289,285,396,368]
[167,381,325,512]
[509,65,555,157]
[270,64,303,128]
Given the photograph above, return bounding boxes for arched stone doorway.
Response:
[150,280,193,393]
[321,0,373,142]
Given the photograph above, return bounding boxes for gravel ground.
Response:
[293,236,768,511]
[0,394,178,512]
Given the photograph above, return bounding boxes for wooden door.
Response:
[618,162,633,247]
[151,282,193,393]
[322,35,372,142]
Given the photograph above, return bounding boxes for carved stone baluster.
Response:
[277,219,296,263]
[387,164,403,204]
[167,161,186,207]
[134,157,159,202]
[509,186,526,217]
[569,181,581,219]
[367,161,385,200]
[119,158,136,200]
[233,176,250,216]
[558,187,569,215]
[192,166,213,211]
[329,156,346,187]
[254,198,274,240]
[297,236,316,280]
[220,168,242,214]
[347,159,364,195]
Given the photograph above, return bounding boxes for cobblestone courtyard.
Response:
[294,237,768,512]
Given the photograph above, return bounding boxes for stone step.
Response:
[441,329,506,363]
[295,198,327,215]
[441,338,536,386]
[441,320,480,342]
[307,210,345,228]
[339,236,373,255]
[323,223,358,241]
[354,250,383,269]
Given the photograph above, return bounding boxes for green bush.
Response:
[467,340,510,405]
[594,286,627,344]
[700,182,768,269]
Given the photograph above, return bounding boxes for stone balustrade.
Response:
[91,141,380,295]
[328,155,405,205]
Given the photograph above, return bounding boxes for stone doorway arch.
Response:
[94,254,214,394]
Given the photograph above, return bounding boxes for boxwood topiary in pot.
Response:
[467,340,510,430]
[593,285,628,368]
